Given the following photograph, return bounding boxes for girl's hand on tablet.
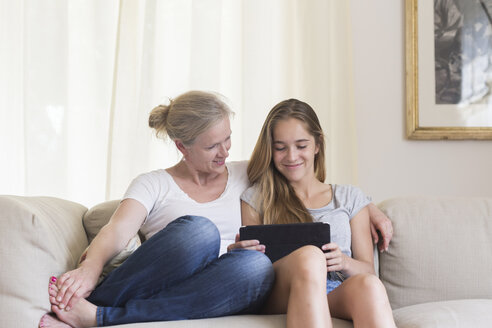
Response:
[322,242,347,272]
[227,233,266,253]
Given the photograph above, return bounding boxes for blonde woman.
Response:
[40,91,274,327]
[240,99,396,328]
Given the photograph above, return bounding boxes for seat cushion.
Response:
[104,314,353,328]
[378,197,492,309]
[393,299,492,328]
[0,196,87,328]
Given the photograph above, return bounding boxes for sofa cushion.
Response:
[393,299,492,328]
[378,197,492,309]
[104,314,353,328]
[83,199,120,243]
[82,200,141,281]
[0,196,88,328]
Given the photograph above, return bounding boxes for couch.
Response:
[1,195,491,328]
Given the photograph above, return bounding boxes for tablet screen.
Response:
[239,222,330,263]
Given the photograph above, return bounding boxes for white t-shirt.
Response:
[123,161,249,255]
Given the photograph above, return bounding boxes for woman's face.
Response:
[183,117,232,175]
[272,118,319,184]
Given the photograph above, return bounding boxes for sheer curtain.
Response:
[1,0,357,208]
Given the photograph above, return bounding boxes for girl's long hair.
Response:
[247,99,326,224]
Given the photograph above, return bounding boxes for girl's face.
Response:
[272,118,319,184]
[183,117,232,175]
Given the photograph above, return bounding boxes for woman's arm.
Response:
[368,203,393,252]
[323,206,375,277]
[226,201,264,252]
[55,198,147,310]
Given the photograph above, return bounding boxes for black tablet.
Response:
[239,222,330,263]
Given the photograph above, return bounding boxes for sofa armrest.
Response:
[0,195,88,328]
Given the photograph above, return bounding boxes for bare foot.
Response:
[38,313,71,328]
[51,298,97,328]
[46,275,97,328]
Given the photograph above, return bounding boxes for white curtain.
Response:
[1,0,357,208]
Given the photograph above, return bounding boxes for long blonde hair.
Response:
[247,99,326,224]
[148,90,233,145]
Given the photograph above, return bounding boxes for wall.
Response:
[350,0,492,202]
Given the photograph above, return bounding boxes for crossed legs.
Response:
[40,216,274,327]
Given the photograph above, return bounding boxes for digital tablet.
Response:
[239,222,330,263]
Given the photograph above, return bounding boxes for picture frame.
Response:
[406,0,492,140]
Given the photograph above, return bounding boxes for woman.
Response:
[240,99,396,327]
[40,91,274,327]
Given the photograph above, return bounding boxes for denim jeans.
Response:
[326,279,342,294]
[87,215,275,326]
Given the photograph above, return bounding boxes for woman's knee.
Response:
[173,215,220,243]
[150,215,220,257]
[174,215,218,234]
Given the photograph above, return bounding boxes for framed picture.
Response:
[406,0,492,139]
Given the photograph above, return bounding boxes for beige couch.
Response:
[1,195,491,328]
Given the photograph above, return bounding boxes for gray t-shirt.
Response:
[240,184,370,258]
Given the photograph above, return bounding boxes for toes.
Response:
[39,314,47,328]
[49,284,60,306]
[48,277,61,306]
[48,277,59,296]
[49,281,59,293]
[39,312,71,328]
[49,285,57,297]
[39,313,56,328]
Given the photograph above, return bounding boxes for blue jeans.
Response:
[87,215,274,326]
[326,279,342,294]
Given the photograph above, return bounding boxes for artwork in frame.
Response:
[406,0,492,139]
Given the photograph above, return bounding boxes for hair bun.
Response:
[148,104,170,138]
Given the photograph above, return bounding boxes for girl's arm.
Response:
[323,206,375,277]
[241,200,261,225]
[227,201,264,252]
[55,198,147,310]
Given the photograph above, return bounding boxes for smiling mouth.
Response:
[214,160,225,165]
[284,163,303,168]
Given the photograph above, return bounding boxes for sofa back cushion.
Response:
[82,200,141,281]
[83,199,120,243]
[378,197,492,309]
[0,196,88,328]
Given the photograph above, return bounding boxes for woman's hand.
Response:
[322,242,348,272]
[52,199,147,311]
[368,203,393,252]
[54,261,100,311]
[227,233,266,253]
